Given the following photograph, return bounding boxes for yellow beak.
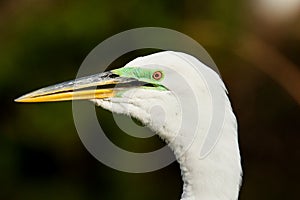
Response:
[15,71,132,103]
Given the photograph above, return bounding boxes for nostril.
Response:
[108,73,120,78]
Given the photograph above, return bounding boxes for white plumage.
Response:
[16,51,242,200]
[94,51,242,200]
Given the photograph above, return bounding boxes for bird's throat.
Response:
[165,110,242,200]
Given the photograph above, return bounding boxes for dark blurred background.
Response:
[1,0,300,199]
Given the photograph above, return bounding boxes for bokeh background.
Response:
[1,0,300,199]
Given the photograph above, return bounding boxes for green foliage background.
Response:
[0,0,299,199]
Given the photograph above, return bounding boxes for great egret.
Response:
[15,51,242,200]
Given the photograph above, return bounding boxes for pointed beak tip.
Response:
[14,93,35,103]
[14,96,22,102]
[14,96,27,103]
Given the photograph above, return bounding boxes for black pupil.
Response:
[154,72,160,78]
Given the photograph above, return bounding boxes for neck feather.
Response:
[163,105,242,200]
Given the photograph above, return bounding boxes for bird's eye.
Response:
[152,71,163,80]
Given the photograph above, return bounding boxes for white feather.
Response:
[93,51,242,200]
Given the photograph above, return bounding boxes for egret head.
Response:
[15,51,214,140]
